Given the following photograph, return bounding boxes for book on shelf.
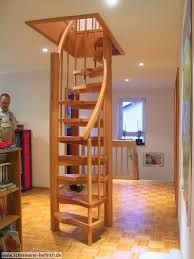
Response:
[0,184,16,192]
[0,231,21,252]
[0,182,14,189]
[0,165,9,184]
[0,223,17,252]
[0,197,7,217]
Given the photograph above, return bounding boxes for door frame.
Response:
[174,67,180,215]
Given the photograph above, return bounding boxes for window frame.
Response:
[118,98,146,141]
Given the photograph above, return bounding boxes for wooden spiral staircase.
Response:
[26,13,124,245]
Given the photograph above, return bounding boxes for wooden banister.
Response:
[81,58,107,140]
[112,140,139,180]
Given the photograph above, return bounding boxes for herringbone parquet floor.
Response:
[22,180,179,258]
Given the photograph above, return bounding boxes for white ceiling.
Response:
[0,0,184,89]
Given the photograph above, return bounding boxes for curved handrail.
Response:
[81,58,108,140]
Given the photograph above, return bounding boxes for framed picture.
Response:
[143,152,164,167]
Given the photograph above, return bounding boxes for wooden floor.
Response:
[22,180,179,258]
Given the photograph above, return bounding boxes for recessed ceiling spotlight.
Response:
[42,48,48,53]
[106,0,119,7]
[124,77,133,83]
[138,62,144,67]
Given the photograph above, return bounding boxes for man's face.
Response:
[0,96,10,111]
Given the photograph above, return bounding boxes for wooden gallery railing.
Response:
[112,140,139,180]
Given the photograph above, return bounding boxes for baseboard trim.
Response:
[32,186,50,190]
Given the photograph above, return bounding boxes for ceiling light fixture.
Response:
[106,0,119,7]
[138,62,144,67]
[124,78,129,82]
[42,48,48,53]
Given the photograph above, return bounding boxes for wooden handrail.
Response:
[81,58,108,139]
[112,140,136,148]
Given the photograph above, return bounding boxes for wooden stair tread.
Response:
[57,174,109,184]
[58,155,107,166]
[72,82,101,93]
[59,118,103,127]
[57,191,106,208]
[58,136,103,145]
[73,66,103,78]
[64,100,97,110]
[54,212,103,229]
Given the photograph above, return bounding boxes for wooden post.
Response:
[71,93,79,174]
[50,52,60,231]
[103,34,112,227]
[87,138,92,245]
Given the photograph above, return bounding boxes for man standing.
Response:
[0,94,17,143]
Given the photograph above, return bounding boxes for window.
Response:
[118,98,145,143]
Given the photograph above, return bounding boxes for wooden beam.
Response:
[50,52,60,231]
[103,34,113,227]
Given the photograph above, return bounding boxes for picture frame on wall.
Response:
[143,152,164,167]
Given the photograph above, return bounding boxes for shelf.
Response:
[57,190,106,208]
[0,215,20,229]
[0,187,19,198]
[54,212,103,230]
[0,162,11,167]
[0,148,21,154]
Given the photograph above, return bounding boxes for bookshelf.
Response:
[0,148,22,249]
[16,129,32,192]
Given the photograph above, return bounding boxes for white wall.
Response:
[0,71,50,187]
[113,88,174,181]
